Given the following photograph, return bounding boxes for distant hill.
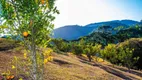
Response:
[53,25,94,40]
[75,25,142,46]
[53,20,140,40]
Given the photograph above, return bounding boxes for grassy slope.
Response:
[0,38,142,80]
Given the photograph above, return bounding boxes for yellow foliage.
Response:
[81,54,87,58]
[43,48,53,56]
[47,56,53,61]
[44,59,48,64]
[35,0,39,4]
[24,53,27,59]
[19,78,23,80]
[12,65,16,69]
[14,56,18,61]
[46,0,49,7]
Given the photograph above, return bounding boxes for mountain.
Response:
[53,20,140,40]
[53,25,94,40]
[85,20,139,28]
[75,25,142,46]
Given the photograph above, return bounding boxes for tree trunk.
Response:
[31,40,38,80]
[39,52,44,80]
[103,59,104,62]
[31,48,37,80]
[128,67,131,73]
[87,54,92,62]
[31,25,38,80]
[96,57,99,62]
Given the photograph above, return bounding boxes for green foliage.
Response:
[115,25,142,42]
[100,44,117,63]
[0,0,59,47]
[98,26,112,33]
[75,25,142,46]
[51,39,70,52]
[117,47,139,70]
[100,43,140,70]
[117,38,142,69]
[0,0,59,80]
[72,42,84,55]
[83,43,102,62]
[114,26,124,31]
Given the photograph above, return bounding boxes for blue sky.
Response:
[54,0,142,28]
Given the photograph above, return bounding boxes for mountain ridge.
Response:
[53,19,140,40]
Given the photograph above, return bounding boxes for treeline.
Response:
[75,24,142,46]
[48,38,142,70]
[48,25,142,70]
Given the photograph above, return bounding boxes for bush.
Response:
[117,38,142,69]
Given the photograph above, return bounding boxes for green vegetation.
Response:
[0,0,59,80]
[50,38,141,70]
[117,38,142,69]
[83,43,101,62]
[51,39,70,52]
[0,0,142,79]
[100,44,117,64]
[49,25,142,71]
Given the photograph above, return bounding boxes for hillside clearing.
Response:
[0,38,142,80]
[0,51,142,80]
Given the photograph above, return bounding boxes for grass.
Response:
[0,38,142,80]
[44,53,122,80]
[0,38,20,51]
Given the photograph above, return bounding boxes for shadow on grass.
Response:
[78,56,139,80]
[52,59,71,65]
[94,63,138,80]
[0,47,15,51]
[108,65,142,77]
[77,56,89,62]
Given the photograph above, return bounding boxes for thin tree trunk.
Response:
[102,59,104,62]
[39,52,44,80]
[31,25,38,80]
[87,54,92,62]
[128,67,131,73]
[31,44,37,80]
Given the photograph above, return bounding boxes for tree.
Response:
[98,25,112,33]
[0,0,59,80]
[100,44,117,64]
[72,42,84,55]
[97,26,113,45]
[84,47,91,61]
[117,47,139,72]
[52,38,70,52]
[83,43,101,62]
[92,43,102,61]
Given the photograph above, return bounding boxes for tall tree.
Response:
[0,0,59,80]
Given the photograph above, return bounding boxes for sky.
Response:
[54,0,142,29]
